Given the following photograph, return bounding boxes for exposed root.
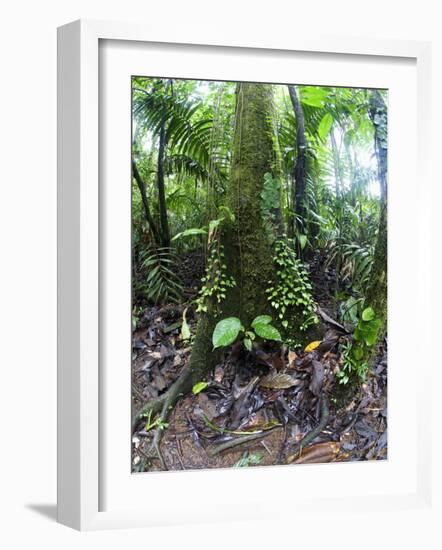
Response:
[207,426,281,457]
[286,396,330,464]
[132,368,194,469]
[132,394,166,433]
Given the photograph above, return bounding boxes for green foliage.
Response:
[234,451,264,467]
[195,243,236,313]
[266,240,318,332]
[172,227,207,241]
[192,381,209,395]
[339,296,362,326]
[260,172,282,242]
[212,317,242,349]
[212,315,281,350]
[141,409,169,432]
[261,173,281,220]
[317,112,334,141]
[181,307,191,341]
[252,322,282,341]
[140,247,183,304]
[340,242,374,290]
[299,86,330,108]
[131,305,143,330]
[133,79,224,181]
[354,314,381,346]
[337,306,381,385]
[251,315,272,327]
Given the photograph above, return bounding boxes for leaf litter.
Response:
[132,303,387,472]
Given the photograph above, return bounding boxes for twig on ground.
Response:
[286,396,330,464]
[206,426,281,457]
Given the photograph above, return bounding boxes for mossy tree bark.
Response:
[366,90,387,335]
[188,82,277,382]
[288,85,307,241]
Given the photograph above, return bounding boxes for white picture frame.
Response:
[57,19,433,531]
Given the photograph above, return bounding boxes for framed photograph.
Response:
[57,19,432,530]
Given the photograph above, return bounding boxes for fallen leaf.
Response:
[309,360,324,396]
[304,340,321,353]
[288,350,298,369]
[293,441,340,464]
[196,392,217,420]
[259,373,297,389]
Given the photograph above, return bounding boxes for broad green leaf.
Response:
[298,234,308,250]
[318,112,333,141]
[244,338,252,351]
[218,205,235,223]
[251,315,272,328]
[212,317,242,349]
[253,323,281,342]
[362,307,375,321]
[300,86,329,108]
[192,381,208,395]
[181,316,191,341]
[355,319,381,346]
[171,227,207,241]
[208,218,223,232]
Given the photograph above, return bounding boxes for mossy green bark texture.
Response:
[366,90,388,338]
[187,83,277,384]
[365,201,387,336]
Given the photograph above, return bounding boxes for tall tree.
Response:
[365,90,387,334]
[156,121,171,247]
[131,159,161,245]
[288,85,307,238]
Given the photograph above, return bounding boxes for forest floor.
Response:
[131,252,387,472]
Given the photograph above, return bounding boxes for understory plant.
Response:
[140,246,183,304]
[195,243,236,313]
[337,306,381,385]
[212,315,281,351]
[266,239,318,331]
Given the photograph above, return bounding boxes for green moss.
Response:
[186,84,321,379]
[223,83,276,325]
[365,201,387,338]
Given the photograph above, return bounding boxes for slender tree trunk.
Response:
[366,91,388,334]
[330,129,344,295]
[156,124,171,248]
[132,159,161,245]
[288,85,307,238]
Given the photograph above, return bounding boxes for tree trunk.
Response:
[132,159,161,245]
[174,83,279,391]
[156,123,171,248]
[365,90,387,334]
[288,85,307,238]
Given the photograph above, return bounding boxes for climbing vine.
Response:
[266,239,318,333]
[195,242,236,313]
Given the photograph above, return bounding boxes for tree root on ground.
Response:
[285,396,330,464]
[207,426,282,457]
[132,369,193,470]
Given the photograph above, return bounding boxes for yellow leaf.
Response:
[304,340,321,353]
